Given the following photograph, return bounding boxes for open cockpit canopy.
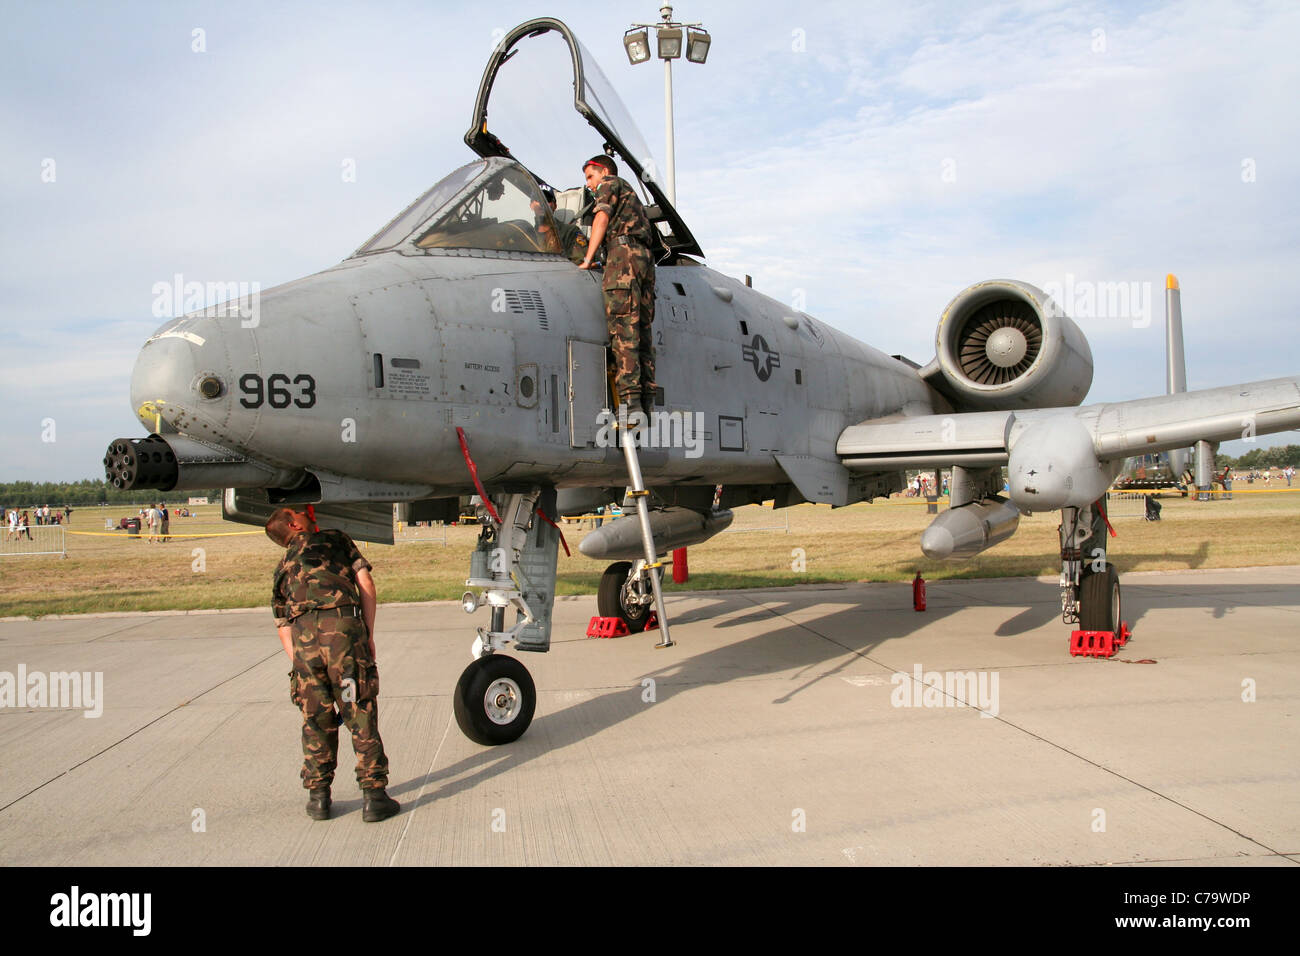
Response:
[352,18,701,261]
[464,18,701,259]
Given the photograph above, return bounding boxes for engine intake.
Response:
[930,280,1093,410]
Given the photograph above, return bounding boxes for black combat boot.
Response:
[306,787,331,820]
[362,787,400,822]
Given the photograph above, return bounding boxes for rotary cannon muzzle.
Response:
[103,434,305,492]
[104,435,178,491]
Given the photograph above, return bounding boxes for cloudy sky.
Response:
[2,0,1297,481]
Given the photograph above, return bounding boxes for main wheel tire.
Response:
[1079,562,1121,633]
[597,561,650,633]
[453,655,536,745]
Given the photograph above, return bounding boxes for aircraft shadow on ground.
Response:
[388,554,1268,811]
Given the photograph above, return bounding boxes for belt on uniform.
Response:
[299,605,362,619]
[614,235,648,248]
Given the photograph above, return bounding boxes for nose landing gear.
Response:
[454,487,559,745]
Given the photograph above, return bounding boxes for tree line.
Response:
[0,479,223,509]
[1216,444,1300,470]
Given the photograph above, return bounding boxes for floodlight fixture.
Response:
[624,28,651,64]
[685,27,710,63]
[657,27,683,59]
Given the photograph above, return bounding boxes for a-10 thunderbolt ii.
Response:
[103,18,1300,745]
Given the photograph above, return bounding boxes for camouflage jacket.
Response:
[272,529,371,627]
[554,218,589,264]
[592,175,652,252]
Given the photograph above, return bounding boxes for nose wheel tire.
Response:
[597,561,651,633]
[453,655,536,745]
[1079,562,1121,634]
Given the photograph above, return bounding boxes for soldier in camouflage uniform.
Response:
[266,507,400,822]
[577,155,655,415]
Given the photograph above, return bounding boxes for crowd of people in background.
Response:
[3,502,205,544]
[4,505,71,539]
[1242,466,1295,486]
[903,474,950,498]
[130,503,194,541]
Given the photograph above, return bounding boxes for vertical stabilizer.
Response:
[1166,275,1190,479]
[1166,274,1187,395]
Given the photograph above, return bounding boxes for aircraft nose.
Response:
[130,323,206,431]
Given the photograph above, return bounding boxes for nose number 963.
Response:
[238,373,317,409]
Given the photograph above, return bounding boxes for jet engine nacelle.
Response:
[932,279,1094,411]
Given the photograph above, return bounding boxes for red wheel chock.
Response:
[586,612,659,637]
[1070,621,1132,658]
[587,616,630,638]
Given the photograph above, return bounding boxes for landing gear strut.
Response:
[1059,496,1121,631]
[454,487,560,745]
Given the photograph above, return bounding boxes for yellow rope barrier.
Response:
[66,530,262,538]
[1108,487,1299,495]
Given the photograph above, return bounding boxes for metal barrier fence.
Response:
[395,522,449,545]
[720,505,790,534]
[0,525,67,558]
[1104,492,1148,518]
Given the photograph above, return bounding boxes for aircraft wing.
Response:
[839,376,1300,468]
[836,376,1300,511]
[1079,376,1300,460]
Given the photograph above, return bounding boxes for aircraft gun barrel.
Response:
[103,435,303,492]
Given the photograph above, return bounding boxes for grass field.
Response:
[1,487,1298,618]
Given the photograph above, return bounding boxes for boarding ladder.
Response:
[616,410,674,648]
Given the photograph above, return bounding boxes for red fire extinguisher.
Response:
[913,571,926,612]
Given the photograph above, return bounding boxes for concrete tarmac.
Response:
[1,567,1297,866]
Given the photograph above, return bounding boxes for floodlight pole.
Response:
[664,55,676,204]
[628,4,706,208]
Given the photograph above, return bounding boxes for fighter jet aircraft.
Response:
[103,18,1300,745]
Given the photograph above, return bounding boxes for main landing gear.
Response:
[597,559,662,633]
[1059,496,1122,633]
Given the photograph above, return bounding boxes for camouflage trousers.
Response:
[288,610,389,790]
[602,243,655,405]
